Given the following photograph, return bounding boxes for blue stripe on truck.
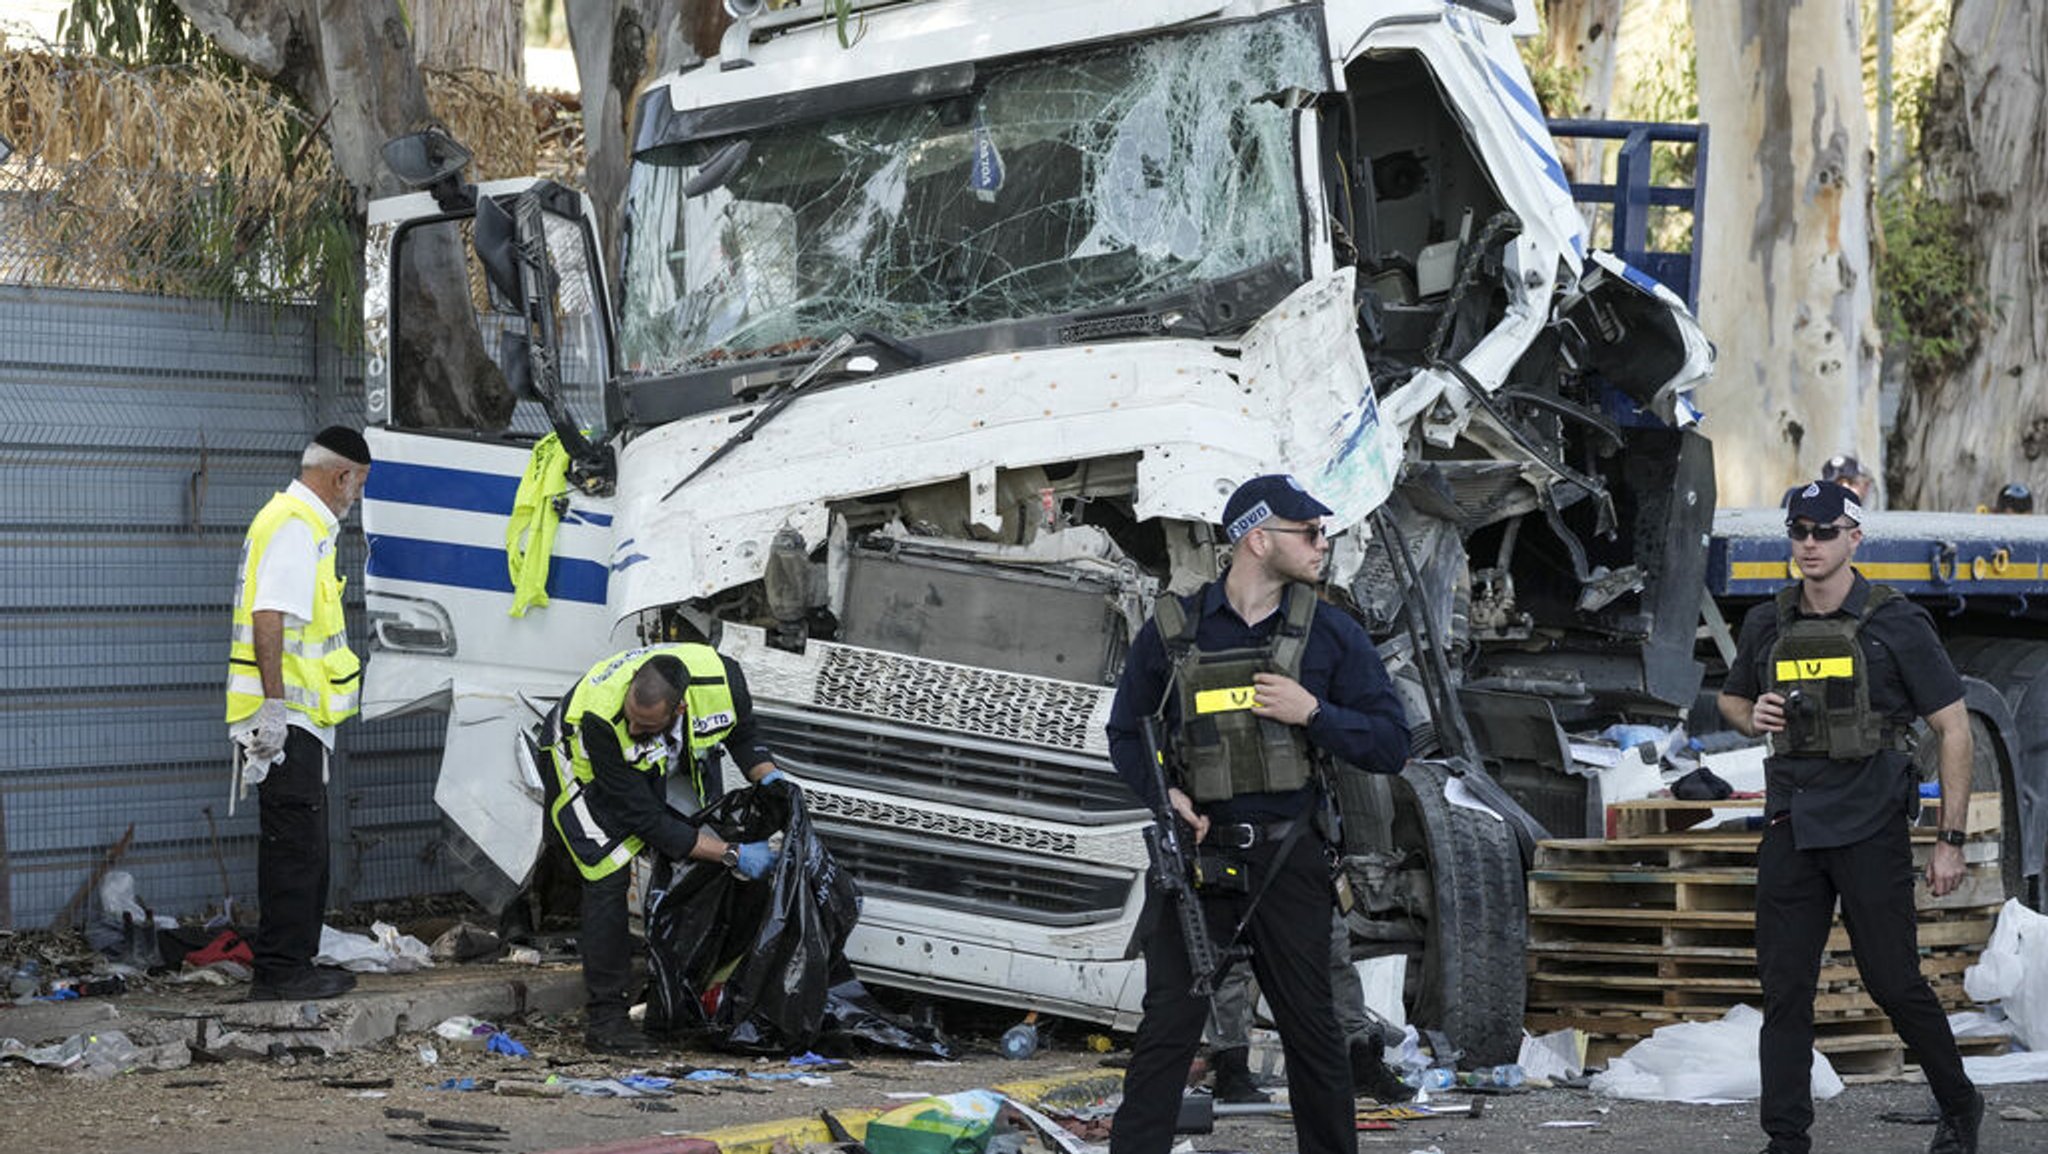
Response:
[366,534,609,604]
[365,459,615,525]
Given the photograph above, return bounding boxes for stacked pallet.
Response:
[1525,793,2010,1078]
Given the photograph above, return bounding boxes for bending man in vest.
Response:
[545,644,786,1054]
[226,426,371,1002]
[1105,475,1409,1154]
[1718,481,1982,1154]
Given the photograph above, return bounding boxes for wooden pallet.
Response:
[1603,791,2003,839]
[1526,796,2008,1080]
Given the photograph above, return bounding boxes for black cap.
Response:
[312,425,372,466]
[1997,482,2034,514]
[1786,480,1863,527]
[1820,454,1865,482]
[1220,474,1334,541]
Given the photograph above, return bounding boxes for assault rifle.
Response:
[1139,714,1235,997]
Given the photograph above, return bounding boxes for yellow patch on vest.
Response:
[1194,686,1259,714]
[1774,656,1855,681]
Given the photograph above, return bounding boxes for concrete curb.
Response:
[2,966,586,1058]
[673,1068,1124,1154]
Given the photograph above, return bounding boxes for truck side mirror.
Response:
[473,194,524,313]
[382,128,474,211]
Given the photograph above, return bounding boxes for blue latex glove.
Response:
[733,840,777,880]
[757,769,787,788]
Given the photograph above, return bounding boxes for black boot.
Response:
[1350,1036,1415,1102]
[1209,1046,1270,1104]
[584,1016,658,1056]
[1927,1090,1983,1154]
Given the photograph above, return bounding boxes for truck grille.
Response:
[813,823,1131,927]
[725,624,1113,756]
[811,644,1109,753]
[756,706,1142,821]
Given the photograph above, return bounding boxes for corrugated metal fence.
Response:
[0,285,450,928]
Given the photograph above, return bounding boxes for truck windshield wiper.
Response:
[662,331,860,501]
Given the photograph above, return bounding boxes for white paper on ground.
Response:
[1588,1004,1842,1104]
[1961,1050,2048,1085]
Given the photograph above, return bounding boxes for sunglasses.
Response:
[1262,524,1327,542]
[1786,523,1847,542]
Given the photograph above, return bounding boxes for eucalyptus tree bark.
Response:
[413,0,524,80]
[565,0,692,301]
[1889,1,2048,512]
[1692,0,1882,508]
[173,0,513,430]
[1541,0,1624,181]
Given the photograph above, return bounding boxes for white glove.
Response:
[246,699,289,764]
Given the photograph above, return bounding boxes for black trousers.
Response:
[1756,819,1976,1153]
[253,727,331,983]
[580,868,635,1028]
[1110,832,1354,1154]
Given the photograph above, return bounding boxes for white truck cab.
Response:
[358,0,1711,1060]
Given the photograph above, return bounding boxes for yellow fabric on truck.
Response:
[506,433,570,617]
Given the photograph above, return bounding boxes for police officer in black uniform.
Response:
[1106,475,1409,1154]
[1718,482,1982,1154]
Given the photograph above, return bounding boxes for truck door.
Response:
[359,183,624,904]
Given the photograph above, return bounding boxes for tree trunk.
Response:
[174,0,513,431]
[413,0,523,80]
[1542,0,1624,181]
[1692,0,1882,508]
[1889,1,2048,512]
[564,0,692,301]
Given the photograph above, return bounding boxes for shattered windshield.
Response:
[618,12,1323,373]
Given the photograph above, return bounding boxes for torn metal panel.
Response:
[612,267,1393,614]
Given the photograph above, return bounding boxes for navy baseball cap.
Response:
[1785,481,1863,527]
[1221,474,1333,542]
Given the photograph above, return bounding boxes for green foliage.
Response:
[1877,184,1984,380]
[1518,42,1586,120]
[59,0,243,75]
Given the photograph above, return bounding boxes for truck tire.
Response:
[1941,636,2048,907]
[1387,757,1527,1065]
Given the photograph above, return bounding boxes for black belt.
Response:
[1207,819,1299,851]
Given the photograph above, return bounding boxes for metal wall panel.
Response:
[0,285,452,928]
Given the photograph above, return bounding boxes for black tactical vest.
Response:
[1155,582,1320,803]
[1766,581,1901,760]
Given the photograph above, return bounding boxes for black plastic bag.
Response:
[643,782,953,1056]
[644,781,855,1051]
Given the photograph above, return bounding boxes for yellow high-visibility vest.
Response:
[225,490,361,728]
[548,644,738,880]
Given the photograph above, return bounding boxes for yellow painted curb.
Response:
[688,1068,1124,1154]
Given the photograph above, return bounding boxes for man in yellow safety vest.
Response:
[226,426,371,1002]
[543,644,788,1053]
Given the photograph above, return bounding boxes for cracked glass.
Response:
[618,11,1323,374]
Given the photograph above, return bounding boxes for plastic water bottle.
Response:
[8,960,40,999]
[1458,1064,1526,1088]
[1401,1066,1454,1091]
[997,1021,1040,1060]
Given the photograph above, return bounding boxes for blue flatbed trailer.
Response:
[1710,507,2048,613]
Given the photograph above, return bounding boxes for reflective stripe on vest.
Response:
[225,491,361,727]
[547,644,738,881]
[1155,581,1320,804]
[1765,581,1900,760]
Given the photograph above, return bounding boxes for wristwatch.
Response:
[719,844,741,872]
[1937,829,1967,847]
